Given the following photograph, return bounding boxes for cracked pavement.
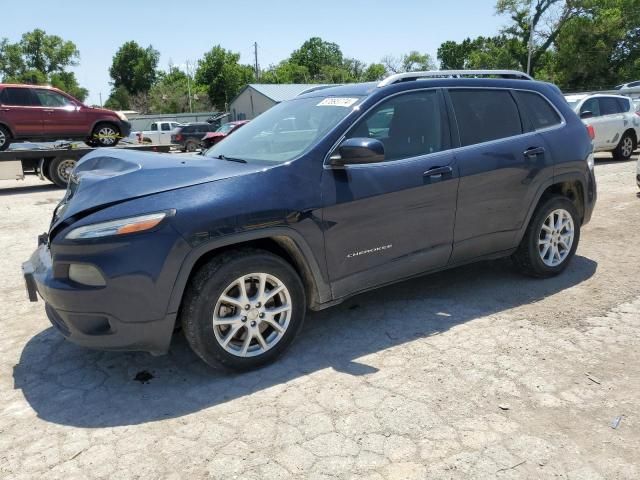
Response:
[1,154,639,479]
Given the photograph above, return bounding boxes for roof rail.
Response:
[377,70,533,87]
[297,85,340,96]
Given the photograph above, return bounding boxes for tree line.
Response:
[1,0,637,114]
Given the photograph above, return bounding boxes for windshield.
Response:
[205,95,363,163]
[566,100,580,110]
[216,123,236,133]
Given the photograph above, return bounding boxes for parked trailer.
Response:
[0,144,171,188]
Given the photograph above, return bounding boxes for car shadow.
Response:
[13,255,597,428]
[0,183,60,196]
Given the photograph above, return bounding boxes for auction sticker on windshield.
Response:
[317,97,359,107]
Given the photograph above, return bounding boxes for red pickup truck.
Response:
[0,83,131,151]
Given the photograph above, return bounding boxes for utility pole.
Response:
[253,42,260,81]
[186,59,193,113]
[526,1,534,76]
[99,92,103,107]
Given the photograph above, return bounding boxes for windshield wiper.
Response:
[213,154,247,163]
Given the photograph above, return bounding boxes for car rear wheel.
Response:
[0,125,11,151]
[48,157,77,188]
[512,195,580,277]
[181,249,306,370]
[91,123,121,147]
[185,140,198,152]
[612,132,635,160]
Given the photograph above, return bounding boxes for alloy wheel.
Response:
[97,126,118,146]
[621,136,633,158]
[538,208,574,267]
[0,130,5,147]
[212,273,292,357]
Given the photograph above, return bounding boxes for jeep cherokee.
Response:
[23,70,597,370]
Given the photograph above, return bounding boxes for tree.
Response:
[289,37,344,80]
[496,0,586,76]
[148,67,212,114]
[382,51,436,73]
[109,41,159,96]
[104,86,130,110]
[0,29,87,100]
[363,63,387,81]
[195,46,254,110]
[261,60,310,83]
[438,36,521,70]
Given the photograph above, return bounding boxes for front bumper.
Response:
[22,241,176,355]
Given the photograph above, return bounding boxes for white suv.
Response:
[565,94,640,160]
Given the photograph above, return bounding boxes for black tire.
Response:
[512,195,581,277]
[181,248,306,370]
[0,125,11,151]
[612,131,635,160]
[48,157,76,188]
[185,140,198,152]
[91,122,121,147]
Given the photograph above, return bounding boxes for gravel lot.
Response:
[0,154,639,479]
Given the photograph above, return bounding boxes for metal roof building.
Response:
[229,84,332,121]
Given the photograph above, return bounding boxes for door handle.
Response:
[423,166,453,178]
[43,109,55,113]
[524,146,545,158]
[0,108,9,111]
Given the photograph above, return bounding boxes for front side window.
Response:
[514,91,562,131]
[34,89,74,107]
[151,123,158,131]
[449,89,522,146]
[205,95,363,163]
[0,87,34,106]
[344,90,448,161]
[580,98,600,117]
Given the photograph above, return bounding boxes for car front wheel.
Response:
[91,123,121,147]
[181,249,306,370]
[512,195,581,277]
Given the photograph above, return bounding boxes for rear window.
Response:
[0,87,34,106]
[449,89,522,146]
[181,125,194,133]
[514,91,562,131]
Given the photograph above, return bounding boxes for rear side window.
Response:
[600,97,623,115]
[181,126,193,133]
[449,89,522,146]
[345,90,450,161]
[0,87,34,106]
[161,123,171,131]
[514,91,562,131]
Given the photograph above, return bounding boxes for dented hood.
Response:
[53,149,263,225]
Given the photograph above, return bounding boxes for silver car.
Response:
[565,93,640,160]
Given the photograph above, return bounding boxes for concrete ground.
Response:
[0,154,639,479]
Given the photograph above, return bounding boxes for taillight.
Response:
[636,111,640,117]
[586,124,595,140]
[175,134,183,141]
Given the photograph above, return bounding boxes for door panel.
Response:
[33,89,87,136]
[321,89,457,299]
[0,87,43,136]
[451,134,553,263]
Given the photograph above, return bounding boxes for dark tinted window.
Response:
[161,123,171,131]
[449,89,522,146]
[615,97,631,112]
[514,91,562,131]
[151,123,158,131]
[628,81,640,87]
[0,87,34,106]
[345,90,449,161]
[600,97,622,115]
[181,125,194,133]
[581,98,600,116]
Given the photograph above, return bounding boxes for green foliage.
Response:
[382,51,436,74]
[195,46,255,109]
[261,60,310,83]
[289,37,344,80]
[109,41,159,95]
[104,86,130,110]
[0,29,87,100]
[438,36,521,70]
[148,67,212,114]
[363,63,387,82]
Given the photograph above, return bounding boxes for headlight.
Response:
[66,212,169,240]
[115,111,128,121]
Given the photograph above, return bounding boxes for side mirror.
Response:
[580,110,594,119]
[329,138,385,167]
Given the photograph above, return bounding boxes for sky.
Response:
[2,0,508,106]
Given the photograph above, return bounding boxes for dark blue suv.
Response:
[23,70,597,370]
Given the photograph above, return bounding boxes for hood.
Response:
[52,149,264,226]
